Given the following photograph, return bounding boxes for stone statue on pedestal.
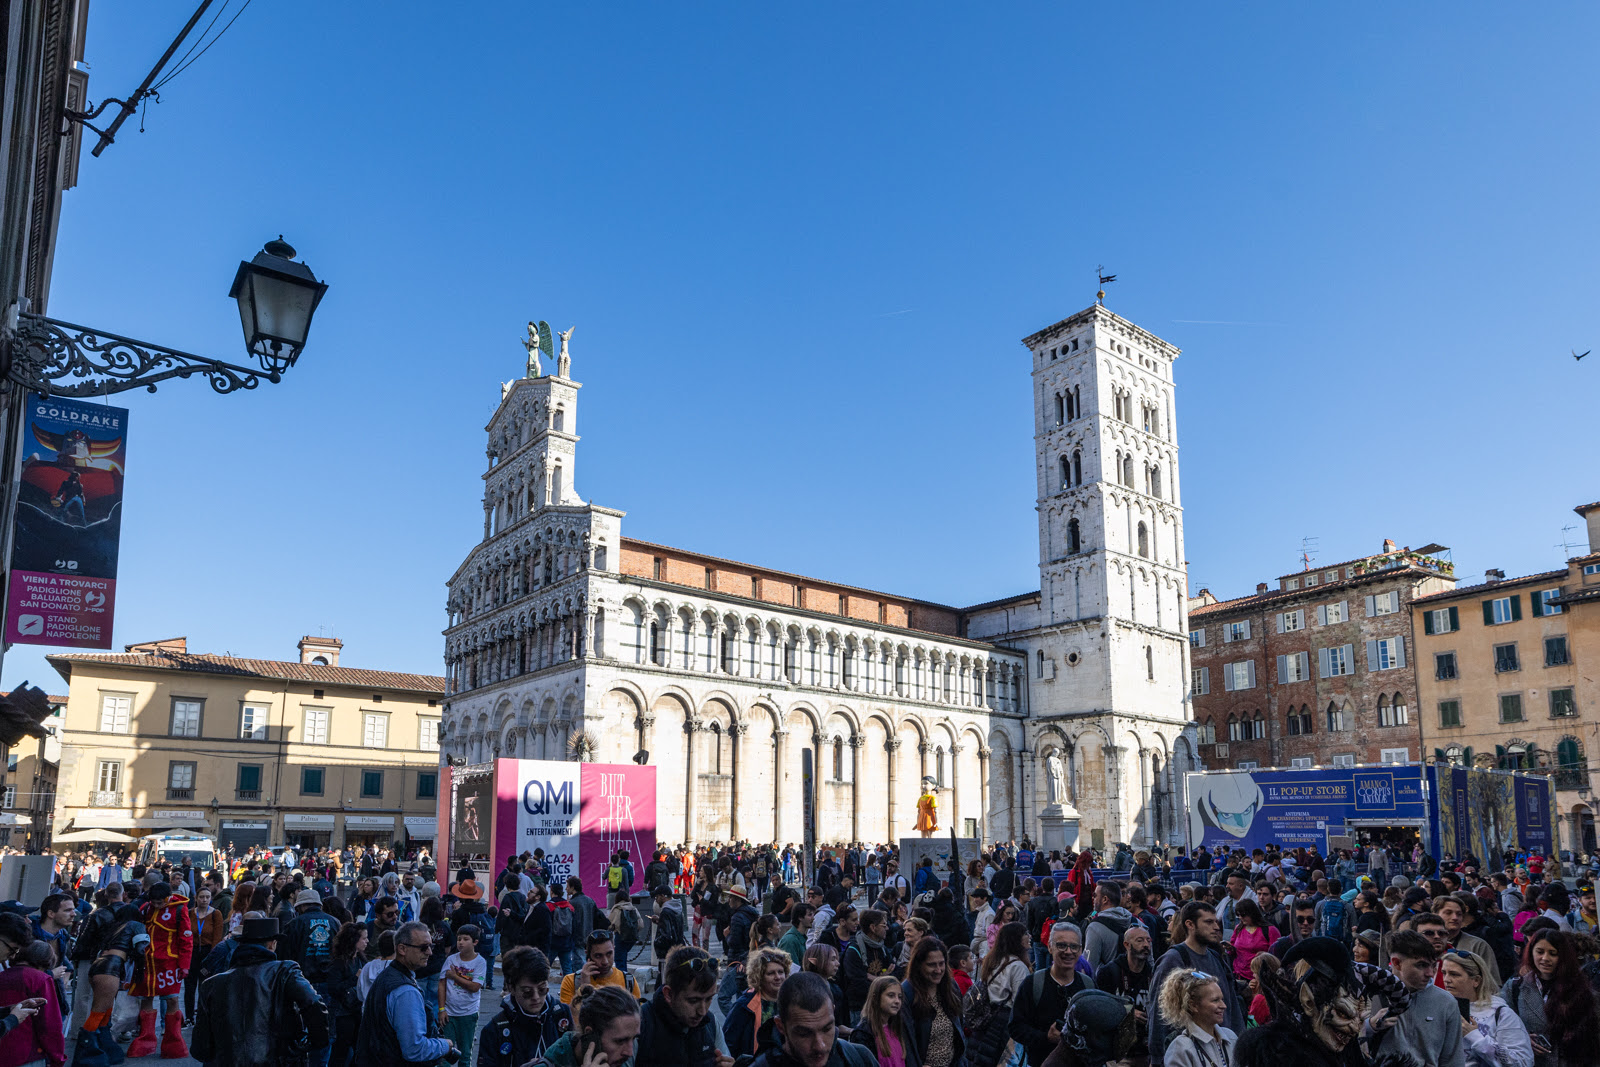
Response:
[523,321,542,377]
[557,326,574,377]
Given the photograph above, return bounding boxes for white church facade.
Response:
[439,304,1198,852]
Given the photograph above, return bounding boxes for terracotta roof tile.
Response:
[1411,569,1567,605]
[1189,562,1450,617]
[48,652,446,693]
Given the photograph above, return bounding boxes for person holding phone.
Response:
[540,985,641,1067]
[1440,948,1532,1067]
[1498,929,1599,1067]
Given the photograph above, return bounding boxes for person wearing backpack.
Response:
[1007,921,1089,1067]
[651,885,688,972]
[1146,902,1244,1067]
[610,890,644,967]
[752,852,771,906]
[546,882,579,975]
[499,873,529,953]
[964,921,1028,1067]
[607,856,628,898]
[1083,881,1135,971]
[1314,877,1353,946]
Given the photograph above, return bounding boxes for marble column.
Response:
[729,721,747,841]
[848,735,864,843]
[772,728,789,844]
[684,717,703,844]
[886,738,901,841]
[978,746,992,844]
[950,742,964,835]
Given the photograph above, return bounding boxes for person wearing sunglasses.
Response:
[351,921,456,1066]
[1158,967,1236,1067]
[1438,947,1532,1067]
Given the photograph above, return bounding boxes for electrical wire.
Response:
[150,0,255,93]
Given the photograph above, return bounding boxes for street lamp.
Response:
[1,237,329,396]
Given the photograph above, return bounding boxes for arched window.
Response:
[1036,649,1045,677]
[1137,522,1149,558]
[1055,394,1065,425]
[1067,518,1081,554]
[1326,702,1349,732]
[1445,744,1465,766]
[1059,455,1070,490]
[1122,454,1134,486]
[1073,385,1081,419]
[1072,450,1082,486]
[935,746,946,787]
[1146,644,1154,679]
[710,721,723,774]
[1391,692,1408,725]
[551,464,564,503]
[649,622,663,666]
[1151,465,1162,498]
[1201,719,1216,744]
[833,737,843,780]
[1227,714,1241,741]
[553,406,566,432]
[1377,694,1391,727]
[1253,712,1265,740]
[1556,737,1585,789]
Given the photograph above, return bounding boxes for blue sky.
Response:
[9,3,1599,690]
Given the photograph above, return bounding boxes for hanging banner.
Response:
[4,394,128,649]
[1184,766,1426,852]
[484,759,655,894]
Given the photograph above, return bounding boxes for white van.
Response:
[137,833,218,872]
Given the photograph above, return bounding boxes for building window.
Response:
[1286,578,1300,590]
[1378,693,1409,727]
[361,770,383,798]
[1200,719,1216,744]
[420,719,440,751]
[1317,602,1347,625]
[167,762,196,799]
[1326,703,1353,732]
[1367,637,1406,671]
[1485,596,1520,625]
[1499,694,1524,724]
[1439,700,1462,728]
[1067,519,1081,554]
[1223,661,1256,691]
[1586,563,1600,575]
[1059,455,1069,490]
[1072,450,1082,486]
[1191,667,1209,695]
[1225,621,1251,643]
[1227,715,1242,741]
[1318,644,1354,678]
[1277,652,1310,684]
[3,754,14,773]
[236,763,262,800]
[1531,589,1563,616]
[418,772,437,799]
[1443,744,1466,765]
[1550,687,1577,718]
[1036,650,1046,678]
[1493,643,1520,673]
[238,703,269,741]
[1189,628,1206,647]
[1436,652,1458,680]
[1366,591,1400,617]
[1236,760,1259,770]
[95,760,122,799]
[1145,644,1154,680]
[301,766,325,796]
[303,707,329,745]
[363,713,388,748]
[1545,636,1570,666]
[1054,394,1065,424]
[1,786,13,809]
[1380,748,1410,764]
[1137,522,1149,558]
[99,693,131,734]
[1277,609,1305,633]
[1424,607,1459,634]
[1332,753,1356,768]
[1290,757,1313,769]
[170,699,202,738]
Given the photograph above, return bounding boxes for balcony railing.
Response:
[88,791,122,807]
[235,789,260,801]
[166,787,194,800]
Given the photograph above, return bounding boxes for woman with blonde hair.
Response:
[724,946,790,1057]
[1441,948,1533,1067]
[1159,967,1237,1067]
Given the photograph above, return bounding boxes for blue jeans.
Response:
[420,974,441,1033]
[560,947,582,975]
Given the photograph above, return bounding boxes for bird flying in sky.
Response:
[1574,349,1590,361]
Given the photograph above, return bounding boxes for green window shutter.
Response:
[1424,611,1435,636]
[1482,600,1495,626]
[1448,606,1459,632]
[1530,592,1544,618]
[1510,594,1522,621]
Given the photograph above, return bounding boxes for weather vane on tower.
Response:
[1096,265,1117,306]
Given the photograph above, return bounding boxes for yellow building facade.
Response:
[49,636,446,853]
[1414,501,1600,855]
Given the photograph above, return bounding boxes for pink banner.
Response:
[580,763,656,896]
[4,571,115,647]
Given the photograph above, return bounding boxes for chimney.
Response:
[1256,582,1269,594]
[1576,501,1600,556]
[125,637,187,655]
[298,635,343,666]
[1485,569,1505,583]
[1383,539,1397,553]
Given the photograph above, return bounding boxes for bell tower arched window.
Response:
[1054,394,1065,425]
[1059,455,1069,490]
[1072,450,1082,486]
[1137,522,1149,558]
[1067,518,1081,554]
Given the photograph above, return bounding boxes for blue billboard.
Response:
[1186,767,1426,852]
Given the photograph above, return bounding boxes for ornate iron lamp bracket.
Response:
[4,313,280,397]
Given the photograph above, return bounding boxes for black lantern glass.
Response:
[229,236,328,375]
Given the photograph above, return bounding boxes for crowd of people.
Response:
[0,836,1593,1067]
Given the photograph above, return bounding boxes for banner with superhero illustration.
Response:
[4,394,128,649]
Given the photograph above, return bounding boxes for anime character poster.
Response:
[1184,767,1425,852]
[4,395,128,649]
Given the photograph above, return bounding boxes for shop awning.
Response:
[284,814,337,828]
[0,813,26,826]
[66,812,134,828]
[344,815,395,829]
[403,817,437,836]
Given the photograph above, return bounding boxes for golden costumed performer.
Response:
[915,776,938,837]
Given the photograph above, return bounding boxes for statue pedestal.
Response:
[1038,802,1080,853]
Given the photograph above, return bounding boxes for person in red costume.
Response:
[126,881,193,1059]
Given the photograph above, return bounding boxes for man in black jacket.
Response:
[1008,922,1090,1067]
[278,889,339,989]
[477,946,572,1067]
[1024,878,1058,968]
[636,946,734,1067]
[839,911,892,1018]
[748,972,876,1067]
[192,916,330,1067]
